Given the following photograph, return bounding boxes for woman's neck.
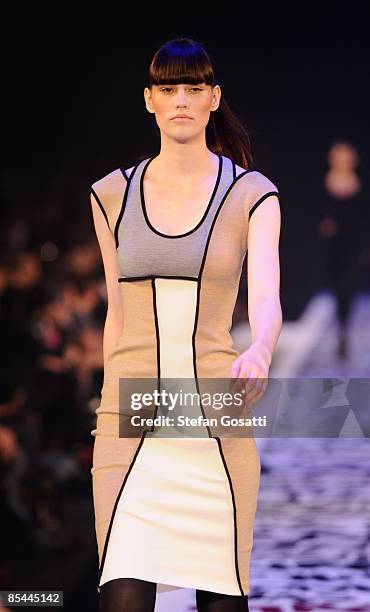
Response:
[152,144,219,181]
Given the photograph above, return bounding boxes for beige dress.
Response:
[90,153,279,595]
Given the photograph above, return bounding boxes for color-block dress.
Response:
[90,153,279,596]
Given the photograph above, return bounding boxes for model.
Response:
[318,141,367,359]
[90,36,282,612]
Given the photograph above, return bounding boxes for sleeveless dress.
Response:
[90,153,280,596]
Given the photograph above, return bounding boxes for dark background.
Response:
[1,14,369,319]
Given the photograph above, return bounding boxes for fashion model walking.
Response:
[90,37,282,611]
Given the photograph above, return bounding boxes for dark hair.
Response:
[144,37,255,170]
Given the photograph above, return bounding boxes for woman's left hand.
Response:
[230,341,271,408]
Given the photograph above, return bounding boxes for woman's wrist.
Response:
[250,340,272,367]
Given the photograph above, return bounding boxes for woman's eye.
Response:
[160,87,202,93]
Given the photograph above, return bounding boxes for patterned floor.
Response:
[154,293,370,611]
[250,436,370,610]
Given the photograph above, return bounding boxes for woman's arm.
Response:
[90,192,124,368]
[231,194,282,406]
[247,194,282,364]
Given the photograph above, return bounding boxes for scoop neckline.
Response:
[140,153,223,239]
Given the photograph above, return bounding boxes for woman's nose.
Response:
[176,89,187,105]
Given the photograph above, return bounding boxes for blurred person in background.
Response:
[318,141,369,359]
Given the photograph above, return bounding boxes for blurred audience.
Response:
[0,209,107,588]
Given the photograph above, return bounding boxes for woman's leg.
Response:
[99,577,157,612]
[196,588,249,611]
[326,234,351,357]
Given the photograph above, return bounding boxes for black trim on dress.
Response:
[216,436,245,596]
[91,188,110,231]
[249,191,280,219]
[114,163,140,249]
[140,154,224,239]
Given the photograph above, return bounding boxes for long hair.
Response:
[143,37,255,170]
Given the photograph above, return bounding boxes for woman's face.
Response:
[144,82,221,140]
[328,142,360,170]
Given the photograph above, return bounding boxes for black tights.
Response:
[99,577,249,611]
[196,588,249,611]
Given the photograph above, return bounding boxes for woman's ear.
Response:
[144,87,155,114]
[211,84,221,111]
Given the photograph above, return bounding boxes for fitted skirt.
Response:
[91,413,261,596]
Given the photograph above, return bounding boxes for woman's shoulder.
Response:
[232,164,280,202]
[228,157,279,192]
[90,164,138,232]
[91,167,124,194]
[91,154,150,192]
